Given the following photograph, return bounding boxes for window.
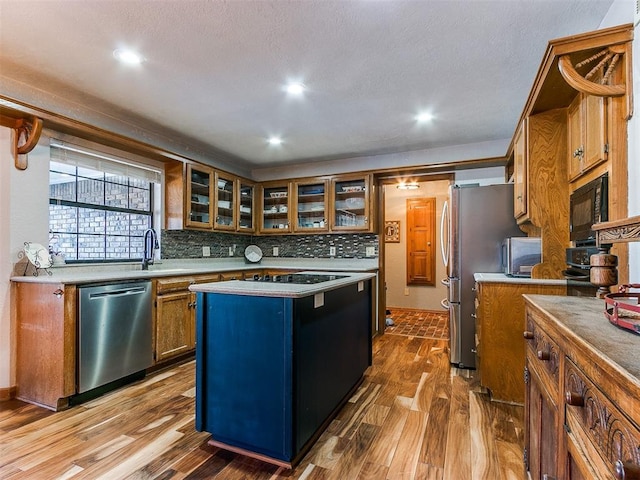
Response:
[49,142,161,262]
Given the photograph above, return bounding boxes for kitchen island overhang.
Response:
[189,271,375,468]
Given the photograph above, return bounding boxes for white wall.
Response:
[599,0,639,282]
[0,128,50,388]
[384,179,450,311]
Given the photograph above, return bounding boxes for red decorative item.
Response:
[604,284,640,334]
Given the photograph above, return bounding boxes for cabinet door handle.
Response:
[615,460,640,479]
[565,391,584,407]
[523,331,534,339]
[537,350,550,361]
[53,289,63,298]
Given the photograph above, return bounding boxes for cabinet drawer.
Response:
[157,274,219,294]
[565,358,640,478]
[525,312,560,395]
[157,276,197,294]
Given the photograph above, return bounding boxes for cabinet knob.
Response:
[573,147,584,158]
[523,331,534,339]
[565,391,584,407]
[52,289,63,298]
[537,350,550,361]
[615,460,640,480]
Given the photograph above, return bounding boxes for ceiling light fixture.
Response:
[285,82,305,95]
[415,112,434,123]
[268,136,283,146]
[397,182,420,190]
[113,48,144,65]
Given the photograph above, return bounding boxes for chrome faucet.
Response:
[142,228,159,270]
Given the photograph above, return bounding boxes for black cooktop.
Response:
[246,273,347,284]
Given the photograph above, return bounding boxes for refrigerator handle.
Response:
[440,199,449,268]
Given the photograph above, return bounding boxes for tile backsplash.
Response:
[161,230,378,259]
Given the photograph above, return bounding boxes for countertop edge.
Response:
[10,259,379,285]
[474,272,567,285]
[189,271,376,298]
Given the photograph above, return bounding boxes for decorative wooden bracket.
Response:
[0,114,43,170]
[558,45,628,98]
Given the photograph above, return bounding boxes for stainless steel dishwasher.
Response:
[78,281,153,393]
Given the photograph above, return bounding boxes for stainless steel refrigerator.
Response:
[440,183,524,369]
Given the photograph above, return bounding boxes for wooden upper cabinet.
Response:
[214,172,237,231]
[567,93,607,182]
[260,182,292,233]
[513,120,528,221]
[238,180,256,233]
[186,164,214,229]
[293,179,329,232]
[330,174,373,232]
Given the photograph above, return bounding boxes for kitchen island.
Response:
[190,271,375,468]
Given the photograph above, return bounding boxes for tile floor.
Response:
[385,307,449,340]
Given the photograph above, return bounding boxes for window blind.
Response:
[50,140,162,184]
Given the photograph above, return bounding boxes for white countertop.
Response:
[189,271,376,298]
[473,272,567,285]
[10,257,378,285]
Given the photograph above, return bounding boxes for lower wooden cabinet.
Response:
[524,295,640,480]
[155,274,219,363]
[13,282,76,411]
[474,278,565,403]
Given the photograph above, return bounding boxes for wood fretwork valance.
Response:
[0,114,43,170]
[558,44,629,99]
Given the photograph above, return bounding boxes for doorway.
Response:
[382,179,450,311]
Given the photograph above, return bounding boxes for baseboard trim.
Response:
[0,385,17,401]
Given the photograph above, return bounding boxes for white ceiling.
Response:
[0,0,618,177]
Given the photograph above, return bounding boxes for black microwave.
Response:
[569,173,608,246]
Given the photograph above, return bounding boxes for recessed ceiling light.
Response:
[285,82,305,95]
[268,136,283,146]
[113,48,144,65]
[415,112,434,123]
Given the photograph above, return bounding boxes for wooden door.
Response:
[406,197,435,285]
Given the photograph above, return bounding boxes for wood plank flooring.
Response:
[0,334,525,479]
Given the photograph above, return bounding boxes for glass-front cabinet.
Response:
[330,174,372,232]
[238,180,256,232]
[260,182,291,233]
[294,180,329,232]
[186,164,214,229]
[214,173,236,231]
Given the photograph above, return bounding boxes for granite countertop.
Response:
[474,272,567,286]
[10,258,378,285]
[523,294,640,382]
[189,271,376,298]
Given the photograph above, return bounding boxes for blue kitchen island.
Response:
[189,271,375,468]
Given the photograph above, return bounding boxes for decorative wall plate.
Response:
[24,242,52,268]
[244,245,263,263]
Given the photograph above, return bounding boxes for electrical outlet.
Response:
[273,246,279,256]
[404,287,409,296]
[366,246,375,257]
[228,246,234,256]
[329,246,336,256]
[202,246,211,257]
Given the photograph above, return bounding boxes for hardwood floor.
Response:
[0,334,525,479]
